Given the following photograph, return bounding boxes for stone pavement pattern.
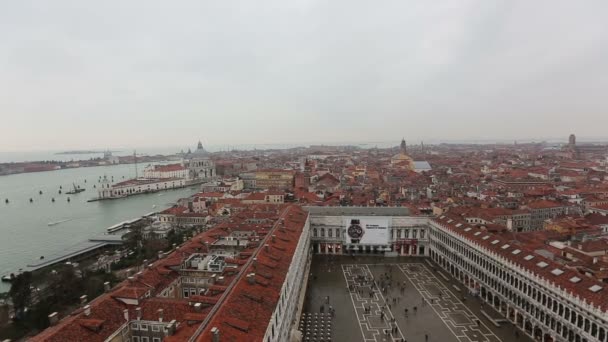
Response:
[303,256,533,342]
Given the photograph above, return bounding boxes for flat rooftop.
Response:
[304,206,410,217]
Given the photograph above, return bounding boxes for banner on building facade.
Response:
[343,216,389,245]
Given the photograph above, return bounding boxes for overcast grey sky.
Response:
[1,1,608,151]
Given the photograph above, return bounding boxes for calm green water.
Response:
[0,164,196,293]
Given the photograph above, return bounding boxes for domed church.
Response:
[391,138,415,171]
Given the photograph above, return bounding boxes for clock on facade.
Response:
[347,219,364,240]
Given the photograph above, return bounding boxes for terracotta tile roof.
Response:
[31,204,306,342]
[196,206,308,342]
[434,215,608,313]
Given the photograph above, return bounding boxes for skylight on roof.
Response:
[551,269,564,276]
[447,219,453,223]
[455,223,462,227]
[464,228,472,232]
[537,261,549,268]
[524,255,535,261]
[440,216,445,219]
[501,244,510,250]
[491,240,500,245]
[569,277,581,283]
[482,236,490,240]
[474,232,481,236]
[589,285,603,293]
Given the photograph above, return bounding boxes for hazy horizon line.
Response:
[2,135,608,155]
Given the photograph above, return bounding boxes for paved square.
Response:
[302,256,533,342]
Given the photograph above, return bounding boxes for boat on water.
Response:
[48,219,72,226]
[66,183,85,194]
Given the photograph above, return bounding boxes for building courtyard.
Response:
[302,255,533,342]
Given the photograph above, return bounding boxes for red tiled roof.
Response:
[196,206,308,342]
[434,215,608,312]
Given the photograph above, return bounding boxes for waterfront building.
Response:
[183,141,216,180]
[157,206,207,227]
[97,176,186,199]
[143,164,188,180]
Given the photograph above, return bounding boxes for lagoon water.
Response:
[0,163,196,293]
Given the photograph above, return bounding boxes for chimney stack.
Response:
[211,327,220,342]
[158,251,165,259]
[123,309,129,322]
[264,244,269,252]
[217,276,224,284]
[271,234,276,242]
[247,273,255,285]
[48,312,59,326]
[166,320,177,336]
[128,276,135,283]
[136,307,142,320]
[157,309,164,322]
[194,303,202,312]
[84,305,91,317]
[80,295,88,304]
[252,257,257,270]
[103,281,111,292]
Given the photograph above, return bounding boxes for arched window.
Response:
[313,228,318,237]
[321,228,325,237]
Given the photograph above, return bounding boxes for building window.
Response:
[152,325,160,332]
[420,229,425,239]
[141,338,149,342]
[133,337,140,342]
[397,230,401,239]
[153,338,161,342]
[328,229,333,238]
[313,228,318,237]
[131,323,139,330]
[140,324,148,331]
[321,228,325,237]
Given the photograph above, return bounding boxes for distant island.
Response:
[55,150,121,155]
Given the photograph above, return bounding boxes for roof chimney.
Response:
[136,307,142,320]
[128,276,135,283]
[80,295,88,304]
[103,281,111,292]
[252,257,257,270]
[157,309,164,322]
[158,251,165,259]
[123,309,129,322]
[166,320,177,336]
[48,312,59,326]
[271,234,276,242]
[247,273,256,285]
[264,244,269,252]
[84,305,91,317]
[217,276,224,284]
[194,303,202,312]
[211,327,220,342]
